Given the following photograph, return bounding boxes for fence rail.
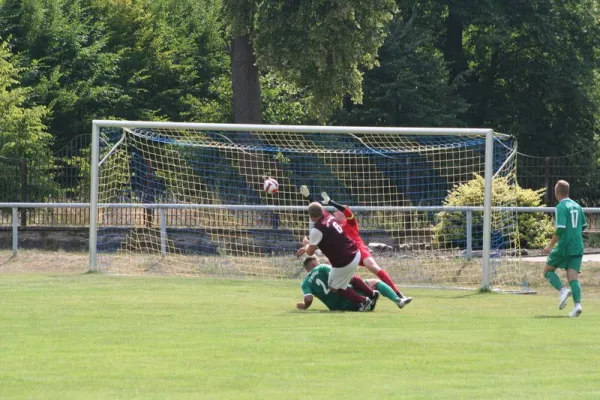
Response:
[3,203,600,258]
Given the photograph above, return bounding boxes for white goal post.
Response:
[89,120,517,290]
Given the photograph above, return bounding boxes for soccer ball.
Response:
[263,177,279,194]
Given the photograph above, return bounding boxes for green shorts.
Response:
[547,252,582,272]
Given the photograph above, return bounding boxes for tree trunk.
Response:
[231,35,262,123]
[443,1,467,83]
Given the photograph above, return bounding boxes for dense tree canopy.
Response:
[455,0,600,156]
[0,39,51,160]
[252,0,397,119]
[223,0,398,122]
[336,0,600,157]
[0,0,231,147]
[0,0,597,161]
[332,2,467,127]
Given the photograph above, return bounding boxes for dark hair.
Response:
[303,255,318,268]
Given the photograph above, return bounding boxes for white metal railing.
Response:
[3,203,600,259]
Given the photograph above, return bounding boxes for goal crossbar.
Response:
[92,119,500,137]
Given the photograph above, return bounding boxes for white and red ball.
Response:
[263,178,279,194]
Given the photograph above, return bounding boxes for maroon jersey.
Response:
[312,214,358,268]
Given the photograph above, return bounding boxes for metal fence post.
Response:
[466,210,473,260]
[12,207,18,256]
[20,159,27,227]
[545,157,552,205]
[160,208,167,256]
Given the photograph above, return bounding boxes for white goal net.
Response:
[90,121,522,290]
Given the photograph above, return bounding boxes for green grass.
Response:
[1,274,600,399]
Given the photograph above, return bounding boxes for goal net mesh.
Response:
[94,125,522,290]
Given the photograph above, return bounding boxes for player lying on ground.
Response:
[297,256,408,311]
[299,185,412,308]
[296,202,373,311]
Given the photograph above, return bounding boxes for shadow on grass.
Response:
[534,315,570,319]
[283,310,359,314]
[425,291,483,300]
[83,270,104,275]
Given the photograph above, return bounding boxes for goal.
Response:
[89,121,522,291]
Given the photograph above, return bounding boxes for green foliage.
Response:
[260,72,310,125]
[272,152,290,164]
[332,2,467,127]
[0,0,599,206]
[60,152,91,201]
[457,0,600,156]
[584,232,600,249]
[222,0,256,36]
[0,39,57,201]
[432,174,554,249]
[0,40,51,159]
[252,0,398,120]
[0,0,232,148]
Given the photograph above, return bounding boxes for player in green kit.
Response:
[542,180,586,317]
[296,256,406,311]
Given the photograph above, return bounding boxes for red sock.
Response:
[336,287,367,304]
[350,276,374,297]
[377,269,402,296]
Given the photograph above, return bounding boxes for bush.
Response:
[432,174,554,249]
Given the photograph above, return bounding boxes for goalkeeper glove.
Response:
[299,185,310,198]
[321,192,330,205]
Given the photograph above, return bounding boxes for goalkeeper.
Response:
[297,256,406,312]
[299,185,412,308]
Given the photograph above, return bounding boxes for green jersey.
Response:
[554,198,586,256]
[300,265,352,311]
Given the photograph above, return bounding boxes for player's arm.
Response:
[321,192,354,220]
[298,280,314,310]
[544,235,559,254]
[296,228,321,257]
[544,206,566,254]
[297,294,314,310]
[300,185,326,233]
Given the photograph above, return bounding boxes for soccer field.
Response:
[1,269,600,399]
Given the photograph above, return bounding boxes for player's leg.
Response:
[328,253,371,311]
[566,257,583,317]
[543,259,571,309]
[350,276,375,297]
[365,278,400,302]
[362,254,406,298]
[351,277,380,311]
[365,278,412,309]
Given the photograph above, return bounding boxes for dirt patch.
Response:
[0,250,89,274]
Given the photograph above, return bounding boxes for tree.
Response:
[0,0,232,147]
[0,39,51,160]
[0,39,55,201]
[0,0,128,147]
[97,0,231,123]
[450,0,599,156]
[223,0,398,122]
[331,2,467,127]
